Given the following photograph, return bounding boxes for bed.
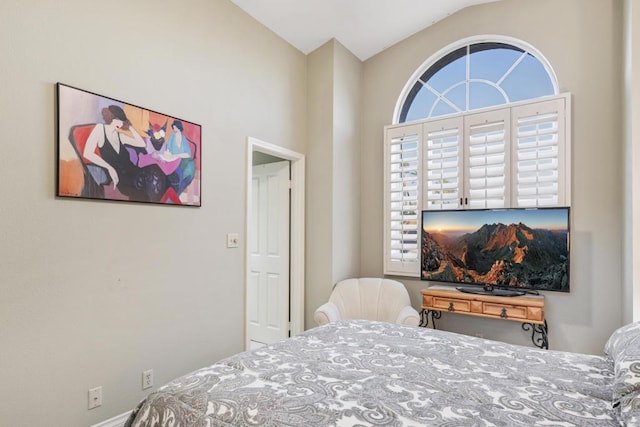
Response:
[124,319,640,426]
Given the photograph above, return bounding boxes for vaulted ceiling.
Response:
[230,0,501,60]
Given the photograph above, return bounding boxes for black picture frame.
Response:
[56,83,201,206]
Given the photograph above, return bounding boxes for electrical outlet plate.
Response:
[88,386,102,410]
[226,233,239,248]
[142,369,154,389]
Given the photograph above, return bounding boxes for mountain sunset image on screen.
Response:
[420,207,570,292]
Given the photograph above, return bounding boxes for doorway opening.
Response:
[245,137,305,350]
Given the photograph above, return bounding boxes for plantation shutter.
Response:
[512,97,568,207]
[422,117,463,210]
[383,94,570,278]
[464,109,510,209]
[384,124,421,275]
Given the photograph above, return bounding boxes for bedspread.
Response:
[125,320,621,426]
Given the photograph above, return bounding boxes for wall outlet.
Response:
[227,233,239,248]
[142,369,154,390]
[88,386,102,410]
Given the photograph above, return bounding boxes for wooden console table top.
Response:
[421,285,545,325]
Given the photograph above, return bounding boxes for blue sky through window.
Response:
[427,56,466,93]
[469,48,522,82]
[399,43,556,123]
[500,54,555,102]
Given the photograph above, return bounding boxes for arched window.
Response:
[395,39,558,123]
[384,37,570,277]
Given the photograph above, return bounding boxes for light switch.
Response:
[88,386,102,410]
[227,233,239,248]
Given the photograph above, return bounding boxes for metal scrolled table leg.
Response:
[522,320,549,349]
[419,309,442,329]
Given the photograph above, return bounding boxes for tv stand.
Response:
[421,285,548,349]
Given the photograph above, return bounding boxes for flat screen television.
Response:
[421,207,570,296]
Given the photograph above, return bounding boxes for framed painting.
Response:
[56,83,201,206]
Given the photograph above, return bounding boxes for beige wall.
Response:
[305,40,363,328]
[624,0,640,322]
[332,42,362,285]
[361,0,625,354]
[632,0,640,322]
[0,0,633,425]
[305,41,335,328]
[0,0,306,425]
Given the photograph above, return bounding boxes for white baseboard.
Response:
[91,411,131,427]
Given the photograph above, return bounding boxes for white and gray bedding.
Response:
[125,320,640,426]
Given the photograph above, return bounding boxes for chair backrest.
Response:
[329,278,412,323]
[188,138,198,161]
[68,124,97,164]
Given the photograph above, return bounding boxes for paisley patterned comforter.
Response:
[125,320,622,426]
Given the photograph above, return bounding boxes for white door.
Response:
[248,160,290,346]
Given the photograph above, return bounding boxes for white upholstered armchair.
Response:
[314,278,420,327]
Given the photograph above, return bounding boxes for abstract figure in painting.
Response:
[164,120,196,195]
[80,105,168,202]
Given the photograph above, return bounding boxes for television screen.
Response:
[421,207,570,293]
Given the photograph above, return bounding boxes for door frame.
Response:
[245,136,305,350]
